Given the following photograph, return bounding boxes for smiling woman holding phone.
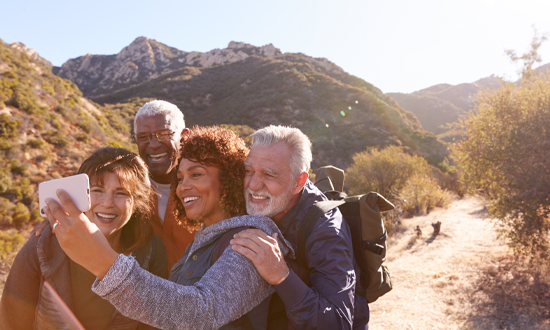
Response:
[0,147,168,330]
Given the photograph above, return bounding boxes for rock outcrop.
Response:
[54,37,282,98]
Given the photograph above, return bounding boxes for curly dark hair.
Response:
[172,126,249,231]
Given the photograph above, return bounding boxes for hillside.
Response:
[387,76,503,139]
[55,37,448,170]
[0,39,135,236]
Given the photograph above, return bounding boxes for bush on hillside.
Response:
[399,174,453,216]
[0,113,19,140]
[0,230,25,259]
[346,146,429,199]
[454,73,550,260]
[346,146,453,220]
[0,168,12,194]
[0,197,14,225]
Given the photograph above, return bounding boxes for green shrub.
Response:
[27,138,47,150]
[108,141,123,148]
[46,131,70,147]
[346,146,430,199]
[0,113,19,140]
[30,209,42,224]
[76,133,90,143]
[0,230,25,258]
[9,159,29,175]
[12,202,30,226]
[0,168,12,194]
[399,174,453,216]
[0,197,14,225]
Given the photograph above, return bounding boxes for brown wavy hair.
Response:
[78,147,153,254]
[173,126,249,231]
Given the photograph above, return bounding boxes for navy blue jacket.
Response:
[274,180,369,329]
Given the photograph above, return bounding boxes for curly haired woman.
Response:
[42,126,294,330]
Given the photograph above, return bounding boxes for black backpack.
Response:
[266,166,395,329]
[302,165,393,303]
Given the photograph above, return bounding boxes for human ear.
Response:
[292,172,309,194]
[181,128,190,138]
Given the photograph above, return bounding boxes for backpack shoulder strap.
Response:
[297,200,345,267]
[212,226,251,264]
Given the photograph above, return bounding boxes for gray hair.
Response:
[250,125,312,178]
[134,100,185,136]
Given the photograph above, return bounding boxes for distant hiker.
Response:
[0,148,168,330]
[231,126,364,329]
[31,100,196,272]
[432,221,441,234]
[416,225,422,237]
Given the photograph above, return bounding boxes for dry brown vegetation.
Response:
[370,197,550,330]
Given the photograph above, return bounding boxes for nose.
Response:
[149,136,162,148]
[101,192,116,207]
[176,177,191,199]
[245,172,264,192]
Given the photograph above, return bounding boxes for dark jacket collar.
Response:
[278,180,327,234]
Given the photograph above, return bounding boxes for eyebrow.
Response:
[90,184,127,191]
[178,164,206,174]
[244,162,278,176]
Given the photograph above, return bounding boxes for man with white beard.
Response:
[231,125,368,329]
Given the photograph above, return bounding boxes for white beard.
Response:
[245,187,294,218]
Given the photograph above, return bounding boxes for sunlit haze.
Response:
[4,0,550,93]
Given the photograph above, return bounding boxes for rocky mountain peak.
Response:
[55,38,286,98]
[227,41,280,57]
[9,42,52,71]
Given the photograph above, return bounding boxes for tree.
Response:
[454,74,550,259]
[505,27,548,80]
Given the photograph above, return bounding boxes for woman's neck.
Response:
[105,231,123,253]
[204,212,231,227]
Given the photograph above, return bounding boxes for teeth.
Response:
[252,194,269,200]
[150,153,167,159]
[97,213,116,219]
[184,196,199,203]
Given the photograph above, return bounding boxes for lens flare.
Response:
[325,124,329,128]
[340,111,346,117]
[348,106,352,110]
[355,100,358,104]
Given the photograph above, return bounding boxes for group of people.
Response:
[0,100,369,329]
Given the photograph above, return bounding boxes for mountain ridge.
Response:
[53,37,448,170]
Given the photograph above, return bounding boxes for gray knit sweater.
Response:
[92,215,294,330]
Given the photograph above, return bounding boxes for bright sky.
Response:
[3,0,550,93]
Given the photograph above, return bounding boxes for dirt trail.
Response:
[368,197,549,330]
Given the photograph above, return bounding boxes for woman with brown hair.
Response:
[41,126,293,330]
[0,147,168,330]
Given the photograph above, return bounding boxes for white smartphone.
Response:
[39,174,91,217]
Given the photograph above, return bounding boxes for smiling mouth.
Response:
[249,193,270,202]
[96,212,117,223]
[183,196,199,203]
[149,153,168,163]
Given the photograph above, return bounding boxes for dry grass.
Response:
[370,197,550,330]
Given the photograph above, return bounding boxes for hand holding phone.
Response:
[39,174,91,217]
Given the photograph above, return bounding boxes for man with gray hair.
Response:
[231,125,368,329]
[29,100,196,271]
[133,100,196,271]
